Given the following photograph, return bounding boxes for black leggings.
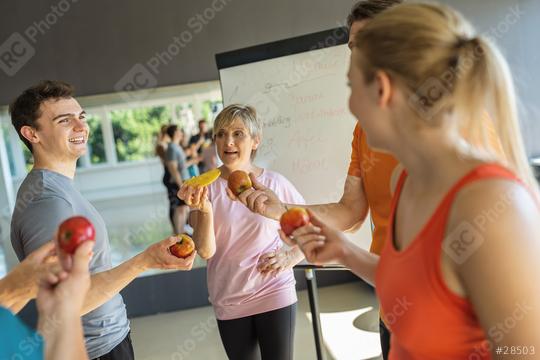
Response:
[217,303,296,360]
[380,318,391,360]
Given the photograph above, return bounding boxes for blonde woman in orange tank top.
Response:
[282,3,540,359]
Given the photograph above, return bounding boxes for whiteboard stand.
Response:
[294,264,349,360]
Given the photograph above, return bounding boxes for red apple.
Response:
[227,170,252,196]
[58,216,96,254]
[280,207,310,236]
[169,234,195,258]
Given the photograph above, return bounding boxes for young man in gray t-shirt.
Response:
[9,80,197,360]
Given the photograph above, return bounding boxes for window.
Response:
[174,103,195,136]
[201,99,223,124]
[0,245,5,278]
[22,142,33,172]
[1,122,16,177]
[0,123,11,276]
[87,114,106,165]
[111,105,172,162]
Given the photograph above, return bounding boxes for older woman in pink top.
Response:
[178,104,305,360]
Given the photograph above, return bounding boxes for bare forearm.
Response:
[305,175,369,232]
[340,241,379,287]
[0,274,34,313]
[39,312,88,360]
[191,211,216,259]
[82,254,147,315]
[303,202,368,232]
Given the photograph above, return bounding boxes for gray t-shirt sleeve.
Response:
[15,196,74,259]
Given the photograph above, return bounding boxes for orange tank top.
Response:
[375,164,520,360]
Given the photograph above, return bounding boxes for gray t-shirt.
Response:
[10,169,130,359]
[166,142,190,182]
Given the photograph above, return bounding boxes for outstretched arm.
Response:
[80,237,196,315]
[231,173,369,232]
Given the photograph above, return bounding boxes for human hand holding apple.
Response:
[279,209,348,266]
[226,172,288,221]
[37,240,93,318]
[141,236,196,271]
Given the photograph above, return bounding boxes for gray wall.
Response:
[0,0,538,154]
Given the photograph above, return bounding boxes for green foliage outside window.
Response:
[1,123,17,176]
[22,143,33,172]
[111,106,171,162]
[87,115,106,164]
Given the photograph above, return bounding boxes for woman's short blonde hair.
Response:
[213,104,263,159]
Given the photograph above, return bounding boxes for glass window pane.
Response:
[175,103,195,135]
[1,122,16,177]
[111,106,172,162]
[0,244,5,278]
[87,114,106,164]
[22,143,33,172]
[0,123,10,276]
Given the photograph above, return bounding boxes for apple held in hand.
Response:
[227,170,252,196]
[169,234,195,258]
[58,216,96,254]
[280,207,310,236]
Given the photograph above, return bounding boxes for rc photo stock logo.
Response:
[114,63,158,103]
[443,221,485,265]
[0,33,36,77]
[0,0,80,76]
[408,77,451,121]
[114,0,233,103]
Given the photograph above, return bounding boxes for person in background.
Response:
[288,3,540,359]
[201,137,219,173]
[200,136,219,173]
[165,124,200,234]
[155,124,176,231]
[179,105,305,360]
[189,119,213,174]
[0,240,93,360]
[182,128,200,178]
[9,80,197,360]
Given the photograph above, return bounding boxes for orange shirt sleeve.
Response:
[347,123,363,178]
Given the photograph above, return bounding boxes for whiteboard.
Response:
[217,31,372,250]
